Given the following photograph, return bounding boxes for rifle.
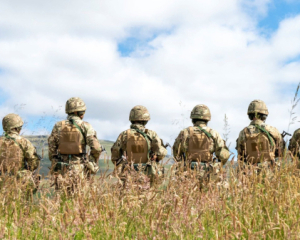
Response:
[115,155,128,166]
[51,154,69,171]
[282,131,292,138]
[161,139,171,149]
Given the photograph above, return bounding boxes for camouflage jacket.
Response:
[0,130,40,172]
[236,119,284,160]
[48,114,102,163]
[173,121,230,164]
[288,128,300,156]
[111,124,168,163]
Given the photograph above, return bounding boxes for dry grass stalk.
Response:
[0,155,299,239]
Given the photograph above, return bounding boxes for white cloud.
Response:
[0,0,300,155]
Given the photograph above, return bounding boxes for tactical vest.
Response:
[58,120,86,155]
[126,129,150,164]
[0,136,24,173]
[244,127,275,164]
[188,126,213,162]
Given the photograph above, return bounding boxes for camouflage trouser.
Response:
[52,161,85,194]
[0,170,40,197]
[17,170,40,194]
[114,162,164,189]
[237,160,280,180]
[175,161,223,188]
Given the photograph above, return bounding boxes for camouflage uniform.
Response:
[48,97,103,191]
[0,114,41,193]
[111,106,167,188]
[288,129,300,167]
[236,100,284,171]
[173,105,230,186]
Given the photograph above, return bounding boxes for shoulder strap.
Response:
[4,133,24,153]
[61,120,66,129]
[189,127,194,137]
[69,119,86,144]
[127,129,131,139]
[196,126,212,139]
[135,129,151,160]
[255,124,274,147]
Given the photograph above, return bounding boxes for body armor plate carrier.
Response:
[126,129,150,164]
[244,127,275,164]
[188,126,213,162]
[58,120,85,155]
[0,136,24,174]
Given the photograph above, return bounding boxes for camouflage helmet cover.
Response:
[65,97,87,114]
[190,104,211,121]
[247,100,269,115]
[129,105,150,121]
[2,113,24,132]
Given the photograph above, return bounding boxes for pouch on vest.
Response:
[126,129,149,163]
[0,137,23,174]
[188,127,213,162]
[58,120,85,155]
[244,129,275,164]
[0,137,24,173]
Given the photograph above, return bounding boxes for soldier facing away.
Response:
[111,105,168,188]
[173,104,230,184]
[236,100,284,165]
[288,129,300,167]
[0,113,41,193]
[48,97,103,191]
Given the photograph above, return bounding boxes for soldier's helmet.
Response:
[129,105,150,121]
[247,100,269,116]
[65,97,87,114]
[190,104,211,121]
[2,113,24,132]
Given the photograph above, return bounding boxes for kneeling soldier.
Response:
[173,104,230,186]
[111,105,168,189]
[236,100,284,171]
[0,114,41,194]
[48,97,103,193]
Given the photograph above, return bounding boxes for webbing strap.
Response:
[255,124,274,147]
[4,134,24,152]
[135,129,152,160]
[196,126,212,139]
[70,119,86,144]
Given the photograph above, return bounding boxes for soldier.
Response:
[288,130,300,166]
[0,113,41,193]
[48,97,103,192]
[173,104,230,185]
[236,100,284,168]
[111,105,168,188]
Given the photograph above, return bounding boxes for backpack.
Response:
[0,135,24,173]
[126,129,150,164]
[187,126,213,162]
[244,126,275,163]
[58,120,86,155]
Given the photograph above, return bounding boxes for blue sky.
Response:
[0,0,300,155]
[117,0,300,58]
[258,0,300,31]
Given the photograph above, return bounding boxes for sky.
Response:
[0,0,300,155]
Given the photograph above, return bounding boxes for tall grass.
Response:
[1,158,300,239]
[287,82,300,136]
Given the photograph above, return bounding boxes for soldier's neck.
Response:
[193,121,207,127]
[67,114,82,121]
[130,123,146,131]
[4,130,19,136]
[250,119,264,126]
